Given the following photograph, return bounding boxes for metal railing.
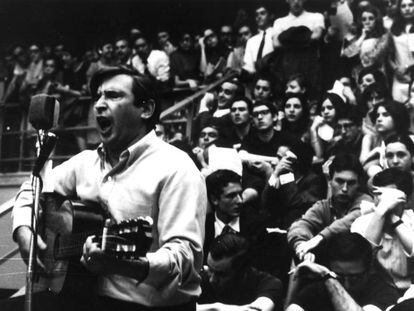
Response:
[0,73,238,172]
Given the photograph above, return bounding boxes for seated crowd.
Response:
[3,0,414,310]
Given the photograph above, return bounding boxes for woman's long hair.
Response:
[281,93,310,138]
[391,0,414,36]
[356,4,386,38]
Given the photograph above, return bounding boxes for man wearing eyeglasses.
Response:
[241,100,296,157]
[286,232,399,311]
[240,100,298,204]
[326,107,363,158]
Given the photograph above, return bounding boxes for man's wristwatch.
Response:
[390,218,403,231]
[322,271,337,281]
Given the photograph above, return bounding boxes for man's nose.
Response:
[342,182,348,192]
[236,194,243,204]
[94,96,107,114]
[392,155,399,164]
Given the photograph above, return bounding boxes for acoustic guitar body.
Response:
[37,193,104,300]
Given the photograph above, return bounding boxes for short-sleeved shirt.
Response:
[292,273,399,311]
[198,267,283,305]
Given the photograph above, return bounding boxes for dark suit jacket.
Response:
[203,210,268,266]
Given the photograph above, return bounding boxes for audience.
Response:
[198,233,283,311]
[286,232,400,311]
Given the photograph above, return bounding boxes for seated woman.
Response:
[341,4,388,81]
[360,100,411,177]
[385,134,414,203]
[309,92,348,161]
[279,93,311,143]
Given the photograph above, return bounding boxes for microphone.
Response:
[32,132,57,177]
[28,94,60,131]
[28,94,60,176]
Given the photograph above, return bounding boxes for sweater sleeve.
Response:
[287,200,328,250]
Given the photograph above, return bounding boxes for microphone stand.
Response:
[25,130,55,311]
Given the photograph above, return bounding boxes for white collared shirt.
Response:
[243,27,274,73]
[214,213,240,237]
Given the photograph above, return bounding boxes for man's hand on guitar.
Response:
[81,235,150,282]
[15,225,47,271]
[81,235,116,275]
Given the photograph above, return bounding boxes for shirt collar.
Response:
[97,130,158,172]
[214,213,240,237]
[258,27,273,34]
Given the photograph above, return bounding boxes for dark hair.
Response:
[43,55,61,71]
[114,36,131,46]
[357,66,387,86]
[90,65,160,129]
[372,167,413,196]
[281,92,310,137]
[319,92,347,122]
[287,73,308,92]
[210,233,250,271]
[356,4,385,38]
[206,169,241,206]
[359,82,390,115]
[327,232,373,270]
[329,152,365,179]
[370,101,410,135]
[230,96,253,113]
[229,79,245,98]
[253,99,277,115]
[391,0,414,36]
[337,105,363,126]
[385,134,414,155]
[97,38,113,50]
[253,75,275,100]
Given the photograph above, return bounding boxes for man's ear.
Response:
[210,194,219,207]
[140,99,155,120]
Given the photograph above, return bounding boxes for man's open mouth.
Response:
[96,116,112,135]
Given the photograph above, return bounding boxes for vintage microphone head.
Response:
[28,94,60,131]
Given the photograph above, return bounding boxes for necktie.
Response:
[256,30,266,60]
[222,225,237,235]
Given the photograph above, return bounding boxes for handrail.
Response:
[0,198,14,218]
[160,71,238,120]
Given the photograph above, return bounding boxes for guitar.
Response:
[33,193,153,299]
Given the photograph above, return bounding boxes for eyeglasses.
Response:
[252,109,271,118]
[218,87,235,96]
[336,122,355,130]
[200,131,218,138]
